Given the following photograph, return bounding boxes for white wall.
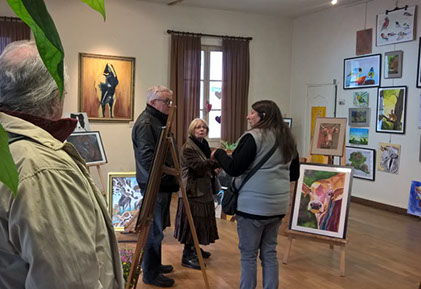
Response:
[290,0,421,209]
[0,0,293,188]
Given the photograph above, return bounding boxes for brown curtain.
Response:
[170,34,201,149]
[0,17,31,54]
[222,38,250,143]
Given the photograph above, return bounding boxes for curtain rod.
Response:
[0,16,24,22]
[167,30,252,41]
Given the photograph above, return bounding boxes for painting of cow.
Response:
[290,164,353,239]
[311,117,347,156]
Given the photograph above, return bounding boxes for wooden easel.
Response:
[126,106,209,289]
[282,119,348,277]
[88,164,107,197]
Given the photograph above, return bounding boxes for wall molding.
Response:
[351,196,411,216]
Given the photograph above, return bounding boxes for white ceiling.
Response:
[138,0,367,18]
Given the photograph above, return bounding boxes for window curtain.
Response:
[221,38,250,144]
[170,34,201,149]
[0,17,31,54]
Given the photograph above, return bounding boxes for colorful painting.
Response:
[349,128,368,145]
[344,54,381,89]
[311,117,347,156]
[108,172,142,231]
[66,131,107,165]
[290,164,353,239]
[63,112,91,132]
[346,146,375,181]
[384,50,403,78]
[353,91,369,107]
[356,28,372,55]
[79,53,135,121]
[349,108,370,127]
[376,86,407,134]
[376,6,416,46]
[378,143,401,174]
[407,181,421,217]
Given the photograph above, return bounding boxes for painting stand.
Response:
[88,164,107,197]
[125,106,209,289]
[282,120,348,276]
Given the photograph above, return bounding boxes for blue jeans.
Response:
[237,215,283,289]
[142,192,172,282]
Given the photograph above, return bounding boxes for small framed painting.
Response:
[349,128,369,145]
[344,54,381,89]
[290,163,353,239]
[384,50,403,78]
[417,38,421,88]
[378,142,401,174]
[353,91,369,107]
[345,146,375,181]
[376,6,416,46]
[311,117,347,156]
[66,131,107,165]
[349,107,370,127]
[63,112,91,132]
[376,86,407,134]
[284,118,292,128]
[108,172,142,231]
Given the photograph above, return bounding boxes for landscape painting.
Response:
[349,108,370,127]
[407,180,421,217]
[349,128,369,145]
[346,146,375,181]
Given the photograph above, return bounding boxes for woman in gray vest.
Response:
[212,100,299,289]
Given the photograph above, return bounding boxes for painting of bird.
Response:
[381,33,388,40]
[403,11,412,17]
[381,16,390,30]
[395,21,401,28]
[367,67,375,79]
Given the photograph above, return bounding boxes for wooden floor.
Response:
[119,195,421,289]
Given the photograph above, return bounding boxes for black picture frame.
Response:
[417,38,421,88]
[345,146,376,181]
[343,54,381,90]
[376,86,407,134]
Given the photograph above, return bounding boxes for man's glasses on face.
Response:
[155,98,173,106]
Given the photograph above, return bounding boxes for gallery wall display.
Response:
[63,112,91,132]
[376,86,407,134]
[290,163,353,239]
[376,6,416,47]
[311,117,347,156]
[353,91,369,107]
[417,38,421,88]
[79,53,135,121]
[407,180,421,217]
[108,172,142,231]
[345,146,375,181]
[384,50,403,78]
[284,118,292,128]
[349,128,369,145]
[66,131,107,165]
[356,28,373,55]
[344,54,381,89]
[348,107,370,127]
[377,142,401,174]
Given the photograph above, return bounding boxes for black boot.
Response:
[182,245,202,270]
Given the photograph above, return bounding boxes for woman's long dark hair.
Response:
[251,100,297,163]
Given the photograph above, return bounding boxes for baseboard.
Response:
[351,196,409,216]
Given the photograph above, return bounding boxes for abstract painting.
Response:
[108,172,142,231]
[353,91,369,107]
[378,142,401,174]
[376,86,407,134]
[376,6,416,46]
[290,163,353,239]
[79,53,135,121]
[66,131,107,165]
[349,108,370,127]
[407,180,421,217]
[344,54,381,89]
[346,146,375,181]
[349,128,369,145]
[311,117,347,156]
[384,50,403,78]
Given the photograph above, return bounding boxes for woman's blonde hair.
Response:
[187,118,209,137]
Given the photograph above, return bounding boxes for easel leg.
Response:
[126,226,151,289]
[282,236,293,264]
[340,245,346,277]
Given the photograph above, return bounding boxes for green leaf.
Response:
[7,0,64,98]
[0,124,18,197]
[80,0,106,21]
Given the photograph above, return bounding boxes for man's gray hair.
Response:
[0,40,68,118]
[146,85,173,103]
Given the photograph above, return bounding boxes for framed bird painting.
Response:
[343,54,381,89]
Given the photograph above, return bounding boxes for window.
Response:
[200,46,222,144]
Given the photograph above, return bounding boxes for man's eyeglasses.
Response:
[155,99,173,106]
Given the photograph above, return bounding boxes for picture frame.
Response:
[345,146,375,181]
[376,86,407,134]
[343,54,381,89]
[378,142,401,174]
[376,6,416,47]
[311,117,347,156]
[348,107,370,127]
[284,118,292,128]
[108,172,142,231]
[290,163,353,239]
[353,91,369,107]
[384,50,403,78]
[356,28,373,55]
[417,38,421,88]
[63,112,91,132]
[66,131,107,165]
[407,180,421,217]
[349,128,369,145]
[79,53,135,122]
